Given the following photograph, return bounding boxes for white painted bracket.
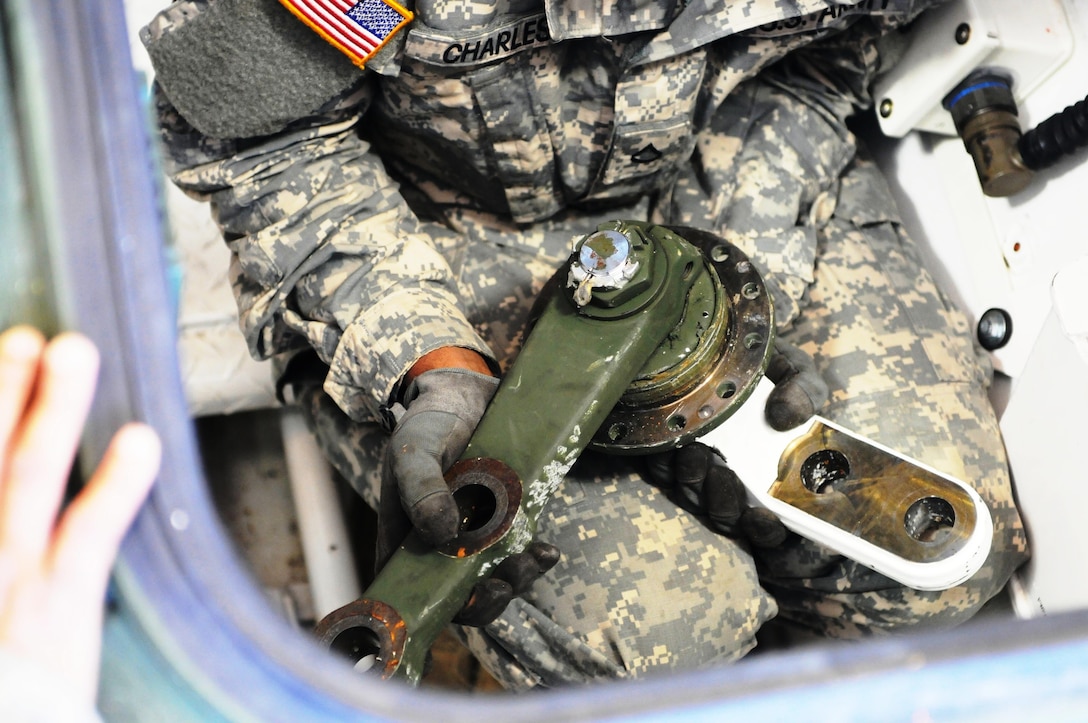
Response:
[700,379,993,591]
[874,0,1073,137]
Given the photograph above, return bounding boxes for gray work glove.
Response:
[378,367,560,626]
[645,341,829,548]
[379,368,500,557]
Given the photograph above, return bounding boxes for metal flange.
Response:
[591,227,774,453]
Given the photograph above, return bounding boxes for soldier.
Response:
[145,0,1028,687]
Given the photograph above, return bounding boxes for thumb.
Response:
[764,341,828,431]
[740,507,790,548]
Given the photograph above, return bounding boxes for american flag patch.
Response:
[279,0,414,69]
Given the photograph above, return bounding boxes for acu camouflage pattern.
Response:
[154,0,927,423]
[152,0,1028,689]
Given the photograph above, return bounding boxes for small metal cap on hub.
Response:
[569,229,641,307]
[579,230,631,275]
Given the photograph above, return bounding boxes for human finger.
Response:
[764,341,828,431]
[671,443,714,513]
[703,460,745,535]
[0,326,47,474]
[740,507,790,548]
[491,541,561,596]
[452,577,513,627]
[1,333,99,559]
[387,445,459,547]
[50,423,160,590]
[642,448,677,489]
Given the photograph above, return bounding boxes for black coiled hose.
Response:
[1019,95,1088,171]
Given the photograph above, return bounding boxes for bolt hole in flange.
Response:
[801,449,851,494]
[905,496,956,543]
[710,245,730,263]
[607,422,628,441]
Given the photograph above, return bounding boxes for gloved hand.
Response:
[762,339,830,431]
[378,361,560,626]
[453,541,561,626]
[645,340,829,547]
[378,366,500,557]
[645,443,789,547]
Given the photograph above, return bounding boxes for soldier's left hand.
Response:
[645,442,788,548]
[762,340,829,431]
[378,348,561,627]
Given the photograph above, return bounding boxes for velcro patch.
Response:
[279,0,413,69]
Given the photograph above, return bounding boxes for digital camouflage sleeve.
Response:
[150,0,939,423]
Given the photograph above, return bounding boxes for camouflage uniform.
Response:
[147,0,1028,689]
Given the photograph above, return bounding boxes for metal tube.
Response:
[281,408,362,620]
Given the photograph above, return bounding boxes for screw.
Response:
[977,308,1012,351]
[955,23,971,45]
[879,98,894,118]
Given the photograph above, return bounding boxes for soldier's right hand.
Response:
[643,340,827,548]
[378,359,499,560]
[377,349,560,626]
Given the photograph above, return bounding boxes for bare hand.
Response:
[0,327,160,705]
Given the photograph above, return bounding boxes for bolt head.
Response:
[977,308,1012,350]
[578,230,630,276]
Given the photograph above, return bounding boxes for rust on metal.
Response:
[437,457,523,558]
[770,422,979,562]
[313,598,407,679]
